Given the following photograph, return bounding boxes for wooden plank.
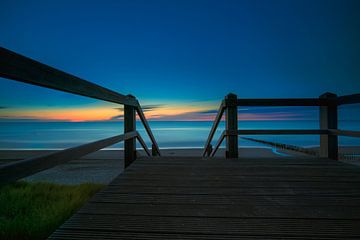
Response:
[50,230,270,240]
[55,215,360,238]
[114,173,360,182]
[52,230,309,240]
[103,185,360,195]
[0,132,137,184]
[90,193,360,206]
[0,47,138,106]
[108,178,360,187]
[236,98,331,106]
[79,202,360,219]
[50,156,360,239]
[329,129,360,138]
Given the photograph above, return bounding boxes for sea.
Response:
[0,120,359,150]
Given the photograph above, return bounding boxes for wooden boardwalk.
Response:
[50,156,360,239]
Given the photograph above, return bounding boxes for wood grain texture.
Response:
[50,156,360,239]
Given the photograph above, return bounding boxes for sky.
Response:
[0,0,359,122]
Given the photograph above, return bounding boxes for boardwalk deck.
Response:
[50,156,360,239]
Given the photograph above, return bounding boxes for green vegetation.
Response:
[0,181,104,239]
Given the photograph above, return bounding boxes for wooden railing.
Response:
[204,93,360,159]
[0,47,161,184]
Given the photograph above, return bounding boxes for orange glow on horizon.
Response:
[0,104,217,122]
[0,103,306,122]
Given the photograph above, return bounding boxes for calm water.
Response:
[0,120,359,149]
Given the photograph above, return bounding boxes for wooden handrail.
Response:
[202,101,225,157]
[136,105,161,156]
[337,94,360,105]
[0,47,138,107]
[328,129,360,138]
[0,131,139,184]
[204,92,360,159]
[0,47,161,170]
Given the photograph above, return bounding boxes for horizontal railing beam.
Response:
[328,129,360,138]
[235,98,331,106]
[0,131,138,184]
[0,47,138,107]
[337,94,360,105]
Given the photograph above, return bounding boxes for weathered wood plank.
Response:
[0,132,137,184]
[90,193,360,206]
[50,156,360,239]
[102,185,360,195]
[78,202,360,219]
[55,214,360,237]
[329,129,360,138]
[51,229,339,240]
[338,93,360,105]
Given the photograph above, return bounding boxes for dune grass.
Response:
[0,181,104,239]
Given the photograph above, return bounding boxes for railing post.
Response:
[225,93,238,158]
[319,92,338,160]
[124,95,137,168]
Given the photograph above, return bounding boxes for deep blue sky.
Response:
[0,0,359,121]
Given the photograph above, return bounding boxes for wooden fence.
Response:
[204,93,360,159]
[0,47,161,184]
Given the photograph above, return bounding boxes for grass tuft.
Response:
[0,181,104,239]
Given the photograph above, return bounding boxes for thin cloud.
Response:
[113,104,165,113]
[142,104,165,112]
[109,114,124,121]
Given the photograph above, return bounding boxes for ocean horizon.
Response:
[1,120,359,150]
